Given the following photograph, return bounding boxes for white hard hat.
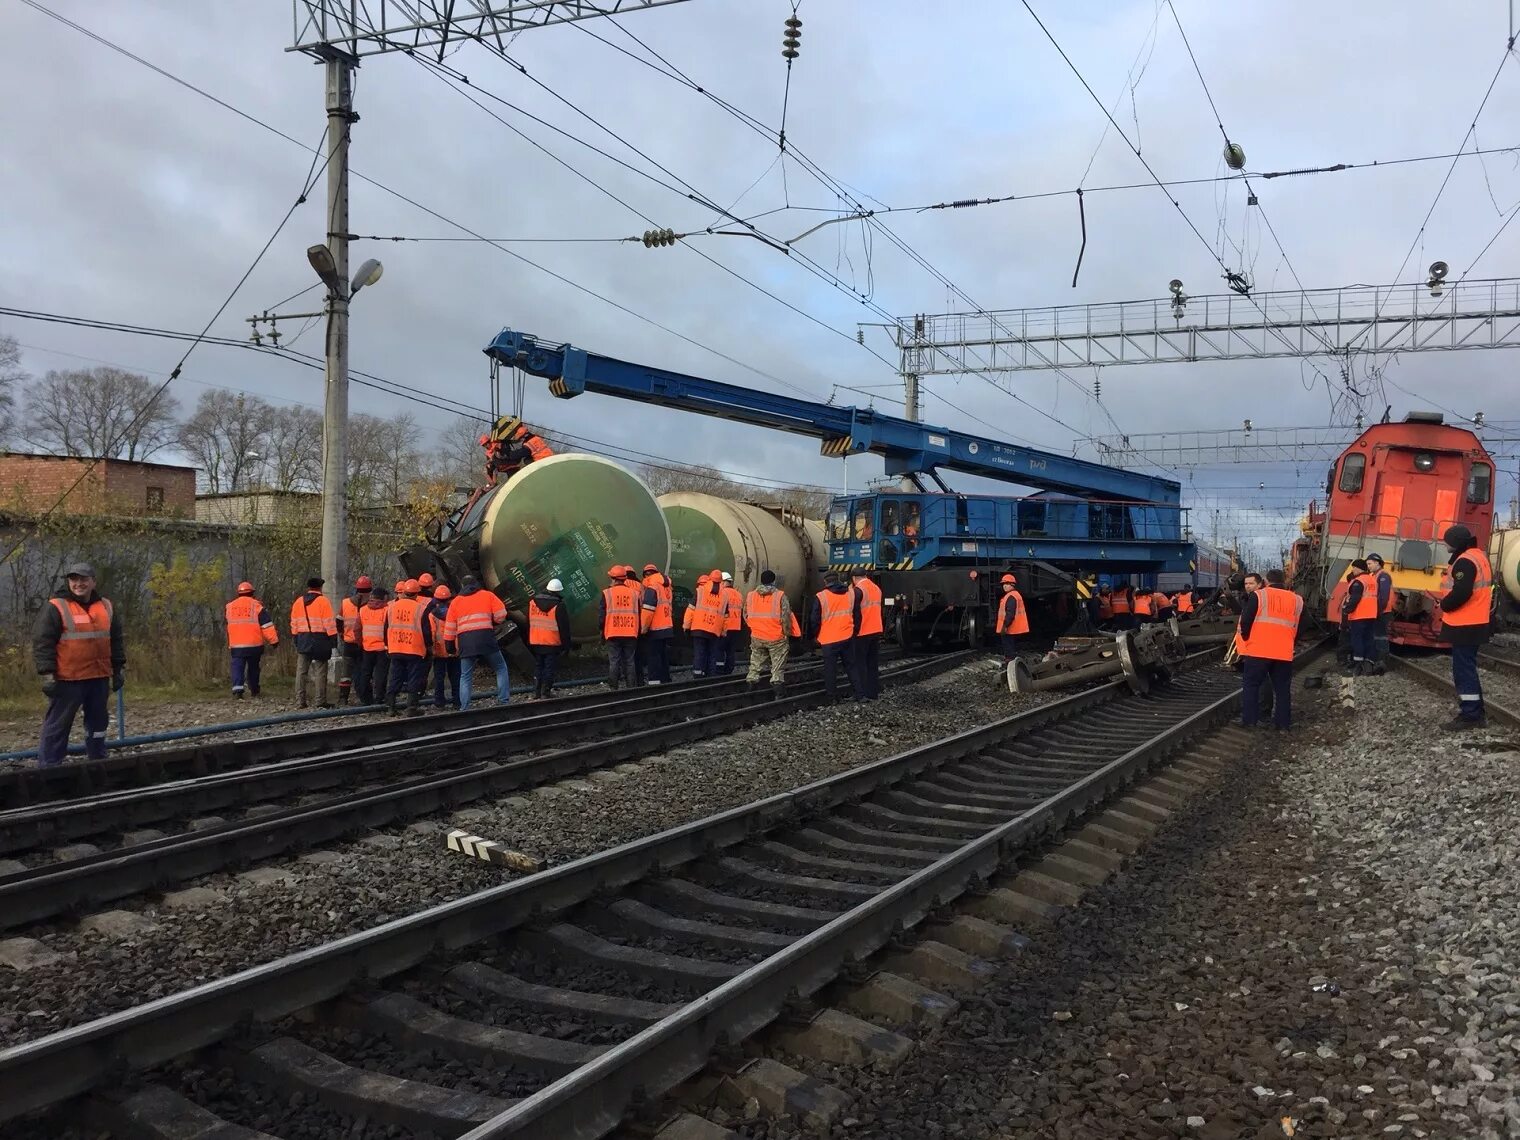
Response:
[721,571,733,582]
[546,578,564,592]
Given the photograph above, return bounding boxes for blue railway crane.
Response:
[484,328,1196,645]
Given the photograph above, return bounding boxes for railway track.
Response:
[1386,653,1520,727]
[0,643,1323,1139]
[0,656,904,810]
[1478,645,1520,680]
[0,652,970,931]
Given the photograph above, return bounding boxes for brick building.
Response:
[0,453,197,518]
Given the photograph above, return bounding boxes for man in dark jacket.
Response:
[1438,524,1493,729]
[1365,553,1394,668]
[808,571,863,703]
[33,562,125,767]
[1339,558,1375,675]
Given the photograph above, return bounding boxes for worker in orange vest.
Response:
[290,575,337,709]
[687,570,727,678]
[416,572,436,601]
[852,571,884,699]
[525,578,573,699]
[1238,568,1303,730]
[1173,584,1196,616]
[640,562,674,685]
[426,584,460,709]
[1132,587,1157,624]
[1153,588,1174,623]
[1110,584,1133,630]
[1364,553,1395,668]
[744,569,800,688]
[716,571,744,675]
[1438,524,1494,729]
[810,572,862,702]
[995,572,1029,664]
[33,562,124,767]
[354,586,390,706]
[599,566,642,690]
[444,575,512,709]
[226,581,278,700]
[385,578,432,716]
[1097,585,1115,627]
[338,574,372,705]
[1339,558,1378,675]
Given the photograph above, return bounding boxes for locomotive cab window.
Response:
[1468,461,1493,504]
[1337,453,1366,493]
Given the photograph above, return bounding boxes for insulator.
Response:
[1223,140,1246,170]
[641,227,677,248]
[782,46,799,59]
[783,35,800,49]
[781,14,802,59]
[785,16,802,30]
[856,329,864,344]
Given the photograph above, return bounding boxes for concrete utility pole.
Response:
[318,50,354,621]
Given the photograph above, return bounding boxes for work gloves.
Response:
[40,673,56,698]
[112,670,125,692]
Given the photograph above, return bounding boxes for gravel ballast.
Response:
[742,666,1520,1140]
[0,659,1034,1049]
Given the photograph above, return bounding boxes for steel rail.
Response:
[1386,653,1520,727]
[0,653,972,931]
[0,656,911,853]
[0,648,1178,1124]
[1478,646,1520,680]
[0,652,909,810]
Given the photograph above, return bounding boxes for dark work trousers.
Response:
[1451,644,1485,721]
[642,636,671,684]
[387,653,428,710]
[716,631,741,675]
[690,632,719,678]
[1373,613,1392,663]
[340,643,361,702]
[229,650,263,696]
[999,633,1021,663]
[38,677,110,767]
[1348,619,1376,666]
[854,634,881,699]
[432,657,461,707]
[606,638,638,689]
[1241,657,1292,729]
[820,640,858,702]
[533,649,561,697]
[355,649,389,706]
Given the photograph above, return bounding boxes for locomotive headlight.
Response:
[1413,452,1435,472]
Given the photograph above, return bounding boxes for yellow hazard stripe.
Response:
[1076,580,1092,599]
[820,436,853,457]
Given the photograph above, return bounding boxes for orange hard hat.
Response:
[697,573,710,584]
[236,581,255,594]
[354,575,373,590]
[403,578,420,594]
[433,584,452,600]
[394,580,406,594]
[608,565,624,578]
[1000,573,1017,584]
[418,572,435,587]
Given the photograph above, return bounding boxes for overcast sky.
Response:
[2,0,1518,563]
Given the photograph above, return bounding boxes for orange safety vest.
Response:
[290,593,337,638]
[341,596,364,644]
[816,588,856,645]
[689,586,726,636]
[602,583,641,639]
[226,596,276,649]
[996,589,1030,635]
[1110,590,1132,615]
[1347,572,1380,621]
[528,599,563,647]
[744,589,799,641]
[643,572,674,633]
[1154,592,1173,612]
[50,596,114,681]
[1240,585,1302,661]
[445,591,506,639]
[386,597,427,657]
[517,432,554,462]
[1097,594,1114,620]
[720,585,743,632]
[1441,548,1493,629]
[428,607,456,657]
[359,604,389,652]
[1175,591,1195,615]
[853,576,884,636]
[1134,592,1155,617]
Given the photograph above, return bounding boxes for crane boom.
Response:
[484,329,1179,505]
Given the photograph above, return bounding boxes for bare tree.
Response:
[262,405,323,492]
[178,390,275,493]
[25,367,181,461]
[0,336,24,445]
[348,410,423,507]
[426,414,490,490]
